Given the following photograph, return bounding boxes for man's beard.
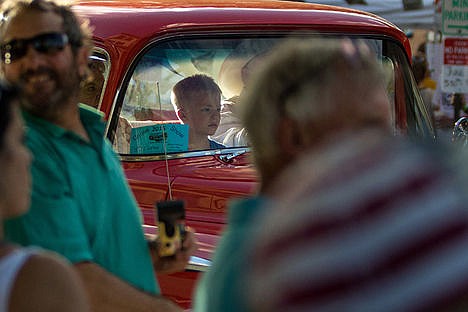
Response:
[19,63,81,122]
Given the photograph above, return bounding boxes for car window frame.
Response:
[105,31,434,161]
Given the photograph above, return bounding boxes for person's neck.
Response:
[48,104,90,142]
[0,223,10,257]
[0,240,15,258]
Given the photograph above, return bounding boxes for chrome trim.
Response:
[87,47,112,132]
[120,147,250,162]
[186,256,211,272]
[218,149,247,162]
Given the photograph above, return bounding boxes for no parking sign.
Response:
[441,37,468,92]
[441,0,468,93]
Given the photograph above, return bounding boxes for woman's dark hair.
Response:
[0,82,20,149]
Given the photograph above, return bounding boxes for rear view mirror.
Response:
[452,117,468,147]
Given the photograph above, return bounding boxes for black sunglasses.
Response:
[0,32,70,64]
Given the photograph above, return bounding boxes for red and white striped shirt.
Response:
[247,129,468,312]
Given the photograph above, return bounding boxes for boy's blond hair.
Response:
[171,74,222,112]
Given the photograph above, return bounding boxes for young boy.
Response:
[171,74,225,150]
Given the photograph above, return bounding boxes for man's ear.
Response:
[176,108,187,123]
[278,117,307,158]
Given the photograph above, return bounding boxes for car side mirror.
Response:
[452,117,468,147]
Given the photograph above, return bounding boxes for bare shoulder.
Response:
[8,251,90,312]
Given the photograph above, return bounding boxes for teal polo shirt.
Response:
[4,105,158,294]
[193,196,267,312]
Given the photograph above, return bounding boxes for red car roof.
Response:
[74,0,406,45]
[76,0,382,11]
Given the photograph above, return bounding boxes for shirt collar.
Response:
[22,104,106,139]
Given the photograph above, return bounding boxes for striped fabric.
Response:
[247,129,468,312]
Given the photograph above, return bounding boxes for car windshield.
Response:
[109,35,431,155]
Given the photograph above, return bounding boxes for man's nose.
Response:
[21,45,47,69]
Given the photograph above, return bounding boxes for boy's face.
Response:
[183,92,221,136]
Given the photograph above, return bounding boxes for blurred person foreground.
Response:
[193,38,393,312]
[247,129,468,312]
[0,82,90,312]
[0,0,195,311]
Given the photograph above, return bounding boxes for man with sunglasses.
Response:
[0,1,195,311]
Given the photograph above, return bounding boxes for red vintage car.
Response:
[74,0,435,309]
